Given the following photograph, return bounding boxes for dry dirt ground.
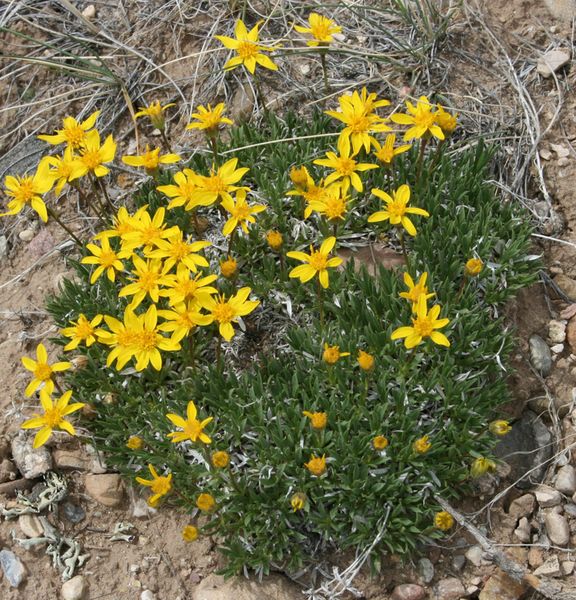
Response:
[1,0,576,599]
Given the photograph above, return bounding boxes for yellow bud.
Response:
[220,257,237,279]
[465,258,483,277]
[211,450,230,468]
[266,230,283,251]
[182,525,198,542]
[434,511,454,531]
[291,492,307,512]
[358,350,375,371]
[372,435,389,450]
[126,435,144,450]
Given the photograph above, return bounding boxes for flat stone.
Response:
[550,343,564,354]
[417,557,434,584]
[192,573,301,600]
[53,449,93,471]
[528,547,544,568]
[545,512,570,547]
[61,575,88,600]
[391,584,426,600]
[18,514,44,538]
[465,545,490,567]
[555,464,576,495]
[562,561,575,575]
[555,274,576,302]
[478,570,527,599]
[11,435,52,479]
[140,592,156,600]
[18,229,35,242]
[537,50,571,78]
[81,4,96,19]
[513,517,531,543]
[451,554,465,571]
[509,494,535,520]
[529,335,552,375]
[0,549,26,587]
[434,577,465,600]
[84,474,124,507]
[568,318,576,353]
[534,555,561,577]
[548,320,567,343]
[536,485,563,507]
[62,501,86,523]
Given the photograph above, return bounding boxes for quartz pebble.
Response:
[417,557,434,584]
[555,464,576,495]
[434,577,465,600]
[535,485,562,508]
[18,229,35,242]
[534,555,561,577]
[390,583,426,600]
[544,512,570,547]
[537,49,571,77]
[61,575,88,600]
[81,4,96,19]
[529,334,552,375]
[11,435,52,479]
[140,591,156,600]
[509,493,535,520]
[548,320,567,343]
[0,549,26,587]
[514,517,531,543]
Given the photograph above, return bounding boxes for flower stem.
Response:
[161,130,174,153]
[320,51,330,94]
[227,228,236,257]
[208,133,220,166]
[416,137,428,183]
[316,279,324,328]
[46,207,83,246]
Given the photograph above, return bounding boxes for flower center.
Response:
[64,125,86,148]
[137,330,158,351]
[335,157,356,176]
[237,41,258,59]
[34,363,52,381]
[234,204,251,220]
[213,302,235,324]
[413,315,433,338]
[10,177,35,204]
[324,197,346,220]
[150,476,170,495]
[81,149,102,170]
[204,175,226,193]
[175,279,198,299]
[348,114,370,134]
[117,330,137,347]
[43,406,64,428]
[309,250,328,271]
[387,199,407,219]
[415,109,436,129]
[184,419,203,441]
[76,320,94,339]
[313,24,331,39]
[170,241,189,260]
[142,150,160,170]
[99,249,118,268]
[138,271,160,292]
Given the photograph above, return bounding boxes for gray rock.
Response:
[11,434,53,479]
[564,502,576,517]
[509,493,535,520]
[0,235,7,259]
[391,584,426,600]
[548,320,567,343]
[465,545,486,567]
[53,449,93,471]
[545,512,570,547]
[534,555,562,577]
[84,474,124,507]
[529,335,552,376]
[0,549,26,587]
[140,592,156,600]
[451,555,466,571]
[434,577,465,600]
[536,485,562,508]
[18,514,44,538]
[555,464,576,495]
[62,501,86,524]
[494,411,553,489]
[537,49,571,78]
[417,557,434,584]
[513,517,531,543]
[0,458,17,483]
[61,575,88,600]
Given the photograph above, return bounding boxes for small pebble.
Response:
[390,583,426,600]
[140,591,156,600]
[417,557,434,584]
[0,549,26,588]
[61,575,87,600]
[555,464,576,495]
[548,320,567,343]
[18,514,43,538]
[545,512,570,547]
[81,4,96,19]
[18,229,35,242]
[529,334,552,376]
[451,554,465,571]
[62,501,86,524]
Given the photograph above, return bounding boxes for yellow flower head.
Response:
[489,419,511,436]
[221,189,266,236]
[307,183,349,222]
[413,435,431,454]
[465,257,484,277]
[81,237,130,285]
[122,145,181,173]
[372,435,389,451]
[357,349,375,371]
[118,256,173,309]
[471,457,496,478]
[193,158,249,207]
[196,492,216,512]
[21,389,85,449]
[38,110,100,149]
[147,229,211,273]
[61,314,105,351]
[399,271,435,312]
[126,435,144,450]
[305,454,327,476]
[287,236,343,289]
[391,296,450,349]
[157,168,203,211]
[372,134,411,166]
[136,464,173,507]
[368,184,429,237]
[322,343,350,365]
[182,525,198,542]
[157,300,213,342]
[1,161,54,223]
[303,410,327,430]
[390,96,445,142]
[76,129,117,178]
[291,492,307,511]
[215,19,278,74]
[220,256,238,279]
[135,100,175,130]
[166,400,213,445]
[159,267,219,307]
[266,230,283,251]
[21,343,72,397]
[211,451,230,469]
[41,148,85,194]
[435,105,458,135]
[289,165,313,190]
[294,13,342,47]
[434,511,454,531]
[187,103,233,133]
[121,206,180,253]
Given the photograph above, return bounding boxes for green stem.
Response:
[316,278,324,328]
[161,130,174,154]
[46,207,83,246]
[208,133,220,166]
[227,228,236,257]
[416,137,429,184]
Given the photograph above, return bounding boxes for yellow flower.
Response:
[166,400,213,445]
[146,229,210,273]
[290,492,307,511]
[357,349,375,371]
[186,103,234,133]
[1,161,54,222]
[196,492,216,512]
[95,205,148,242]
[157,301,213,342]
[159,266,219,307]
[81,237,130,284]
[134,100,175,131]
[121,207,180,253]
[60,314,105,350]
[294,13,342,47]
[390,96,445,141]
[126,435,144,450]
[303,410,327,430]
[221,189,266,236]
[41,147,85,194]
[198,287,260,342]
[21,343,72,397]
[413,435,431,454]
[399,271,435,311]
[157,168,206,211]
[266,230,283,251]
[21,389,85,449]
[307,183,349,222]
[211,451,230,468]
[435,105,458,135]
[287,173,335,219]
[465,258,484,277]
[215,19,278,74]
[368,184,429,237]
[98,307,140,370]
[372,435,389,450]
[391,296,450,349]
[118,256,173,309]
[193,158,249,207]
[38,110,100,148]
[287,236,343,289]
[325,88,391,154]
[305,454,327,476]
[76,129,117,178]
[122,145,181,173]
[136,464,172,507]
[182,525,198,542]
[489,420,511,436]
[314,135,378,193]
[372,134,411,166]
[289,165,312,190]
[322,343,350,365]
[471,457,496,478]
[220,257,238,279]
[434,511,454,531]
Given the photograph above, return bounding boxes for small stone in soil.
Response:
[434,577,465,600]
[555,464,576,495]
[478,569,528,599]
[417,557,434,583]
[562,561,575,575]
[537,49,571,77]
[508,493,535,520]
[513,517,531,543]
[18,229,35,242]
[62,501,86,523]
[140,591,156,600]
[544,512,570,547]
[390,583,426,600]
[11,434,52,479]
[0,235,7,259]
[529,334,552,376]
[18,514,44,538]
[536,485,562,507]
[451,554,466,571]
[84,473,125,507]
[548,319,567,343]
[61,575,88,600]
[0,549,26,587]
[528,546,544,569]
[534,555,561,577]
